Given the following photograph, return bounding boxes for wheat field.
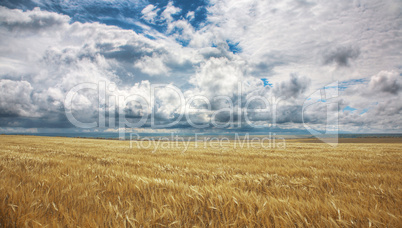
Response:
[0,135,401,227]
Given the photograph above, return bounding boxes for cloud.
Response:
[334,70,402,131]
[161,1,181,23]
[0,7,69,32]
[186,11,195,21]
[0,80,35,117]
[0,7,177,128]
[0,127,38,133]
[191,57,246,99]
[274,74,311,99]
[323,46,360,67]
[141,4,158,23]
[0,1,401,133]
[368,70,402,95]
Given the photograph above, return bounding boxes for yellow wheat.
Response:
[0,135,401,227]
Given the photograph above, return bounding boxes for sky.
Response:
[0,0,401,135]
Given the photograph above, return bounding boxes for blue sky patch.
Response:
[261,78,273,87]
[0,0,210,35]
[343,106,357,112]
[338,78,369,91]
[227,40,242,54]
[360,108,368,115]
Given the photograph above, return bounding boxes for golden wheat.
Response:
[0,135,401,227]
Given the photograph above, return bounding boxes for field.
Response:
[0,135,401,227]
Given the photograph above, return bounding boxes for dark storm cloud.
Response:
[275,105,304,124]
[323,46,360,67]
[0,80,34,117]
[274,73,311,99]
[0,116,74,128]
[101,44,162,63]
[250,52,290,77]
[368,71,402,95]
